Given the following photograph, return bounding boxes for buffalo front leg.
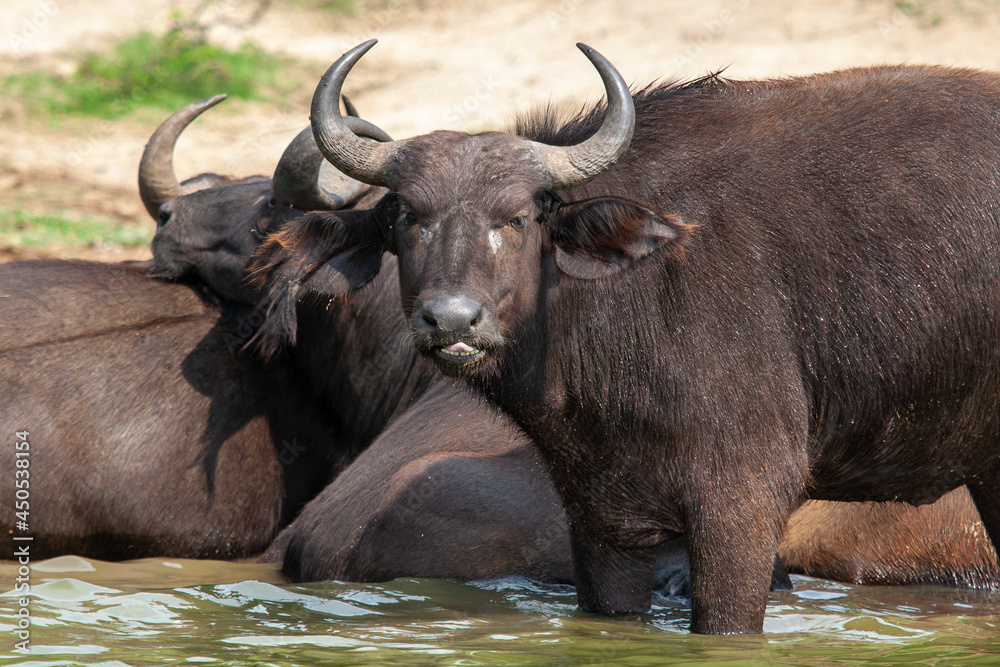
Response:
[569,519,659,615]
[686,497,790,634]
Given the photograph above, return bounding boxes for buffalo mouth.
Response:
[148,234,190,281]
[422,339,494,377]
[436,341,486,363]
[148,255,186,282]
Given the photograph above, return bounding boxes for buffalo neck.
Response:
[288,254,439,457]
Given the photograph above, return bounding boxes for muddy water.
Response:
[3,555,1000,665]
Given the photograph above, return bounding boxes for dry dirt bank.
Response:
[2,0,999,261]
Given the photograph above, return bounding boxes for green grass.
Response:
[0,210,153,249]
[305,0,358,13]
[300,0,418,16]
[6,29,284,120]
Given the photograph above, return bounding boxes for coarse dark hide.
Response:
[257,41,1000,633]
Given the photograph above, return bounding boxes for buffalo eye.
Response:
[267,196,278,209]
[509,215,527,230]
[400,211,417,227]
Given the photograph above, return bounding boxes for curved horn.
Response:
[528,44,635,190]
[342,94,360,118]
[138,94,227,219]
[272,116,393,211]
[311,40,403,187]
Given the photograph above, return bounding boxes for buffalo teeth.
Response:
[440,342,481,357]
[440,348,480,357]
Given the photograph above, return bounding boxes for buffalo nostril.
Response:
[422,296,482,335]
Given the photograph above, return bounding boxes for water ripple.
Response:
[3,559,1000,665]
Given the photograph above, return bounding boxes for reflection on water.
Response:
[3,555,1000,665]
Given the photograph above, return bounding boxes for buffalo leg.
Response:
[686,500,787,634]
[968,473,1000,560]
[770,555,793,592]
[653,537,792,597]
[570,520,659,615]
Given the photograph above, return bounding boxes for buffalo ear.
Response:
[253,209,389,294]
[549,197,692,280]
[295,234,386,296]
[247,208,389,355]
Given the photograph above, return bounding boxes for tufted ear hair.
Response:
[548,196,693,279]
[247,204,392,355]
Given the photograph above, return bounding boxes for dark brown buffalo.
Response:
[256,40,1000,633]
[137,97,982,592]
[0,259,300,558]
[0,96,417,559]
[140,88,997,598]
[260,382,575,583]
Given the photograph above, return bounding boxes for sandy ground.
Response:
[2,0,1000,261]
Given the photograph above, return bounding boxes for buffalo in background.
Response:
[0,97,398,558]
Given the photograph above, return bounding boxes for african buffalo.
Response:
[0,96,405,559]
[260,382,575,584]
[257,40,1000,633]
[138,84,998,598]
[0,259,296,558]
